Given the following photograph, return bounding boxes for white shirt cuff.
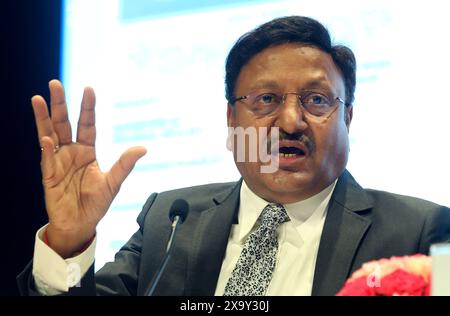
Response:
[32,224,96,295]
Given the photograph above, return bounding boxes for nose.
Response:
[274,93,308,134]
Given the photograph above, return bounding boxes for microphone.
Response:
[145,199,189,296]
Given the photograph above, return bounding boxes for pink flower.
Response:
[376,269,427,296]
[336,276,376,296]
[336,254,431,296]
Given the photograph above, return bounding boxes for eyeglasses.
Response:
[231,90,346,118]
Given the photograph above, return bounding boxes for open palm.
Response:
[32,80,146,257]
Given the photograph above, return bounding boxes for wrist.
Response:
[44,225,95,258]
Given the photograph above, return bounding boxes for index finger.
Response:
[76,86,96,147]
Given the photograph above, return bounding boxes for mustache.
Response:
[267,130,315,153]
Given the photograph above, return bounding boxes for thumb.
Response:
[106,146,147,194]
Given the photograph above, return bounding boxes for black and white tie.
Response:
[223,203,290,296]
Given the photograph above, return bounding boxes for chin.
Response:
[260,170,317,196]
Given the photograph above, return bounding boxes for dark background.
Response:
[1,0,62,295]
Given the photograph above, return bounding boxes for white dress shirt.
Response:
[214,180,336,296]
[33,224,96,295]
[33,180,335,295]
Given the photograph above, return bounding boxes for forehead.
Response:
[236,44,345,95]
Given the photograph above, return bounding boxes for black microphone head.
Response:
[168,199,189,223]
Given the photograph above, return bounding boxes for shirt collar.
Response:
[236,179,337,243]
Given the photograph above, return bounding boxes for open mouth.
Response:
[278,146,306,158]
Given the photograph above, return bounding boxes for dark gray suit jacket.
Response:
[17,170,450,296]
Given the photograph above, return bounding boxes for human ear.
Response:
[345,105,353,130]
[226,103,234,151]
[227,103,235,127]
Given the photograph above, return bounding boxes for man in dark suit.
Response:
[18,16,450,296]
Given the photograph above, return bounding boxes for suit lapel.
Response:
[312,170,374,296]
[178,170,373,295]
[184,180,241,295]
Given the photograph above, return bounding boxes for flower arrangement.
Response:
[336,254,431,296]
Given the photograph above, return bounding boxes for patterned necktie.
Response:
[223,203,290,296]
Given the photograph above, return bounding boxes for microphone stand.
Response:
[145,215,182,296]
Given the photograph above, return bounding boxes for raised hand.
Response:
[31,80,146,258]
